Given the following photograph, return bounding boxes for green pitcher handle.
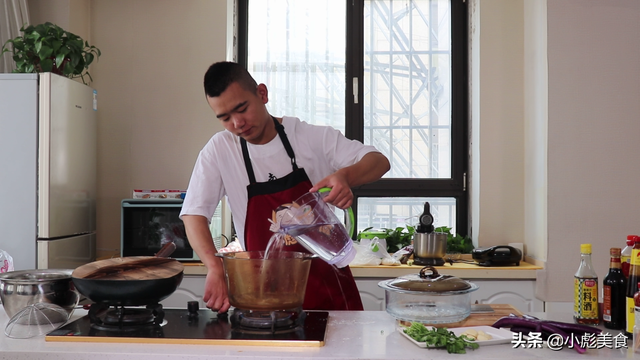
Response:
[317,187,355,238]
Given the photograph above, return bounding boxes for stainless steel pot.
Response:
[0,269,79,319]
[413,232,447,259]
[215,251,316,311]
[378,266,478,325]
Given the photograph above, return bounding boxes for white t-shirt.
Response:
[180,116,379,249]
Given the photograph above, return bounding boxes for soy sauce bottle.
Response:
[574,244,599,325]
[603,248,626,329]
[626,237,640,336]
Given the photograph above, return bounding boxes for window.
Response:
[239,0,468,236]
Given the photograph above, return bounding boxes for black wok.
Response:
[71,255,184,306]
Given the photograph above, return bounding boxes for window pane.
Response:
[364,0,452,179]
[247,0,346,132]
[357,197,456,234]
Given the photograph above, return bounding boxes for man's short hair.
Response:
[203,61,258,98]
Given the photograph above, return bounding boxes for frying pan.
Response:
[71,243,184,306]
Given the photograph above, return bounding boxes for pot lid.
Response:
[0,269,73,283]
[383,266,473,293]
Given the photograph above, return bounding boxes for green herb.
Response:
[382,226,415,253]
[435,226,475,254]
[357,226,415,253]
[403,322,479,354]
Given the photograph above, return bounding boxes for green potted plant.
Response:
[435,226,475,254]
[1,22,101,84]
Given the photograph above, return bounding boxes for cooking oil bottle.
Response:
[574,243,599,324]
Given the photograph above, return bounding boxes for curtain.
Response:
[0,0,29,73]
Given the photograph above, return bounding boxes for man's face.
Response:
[206,82,274,145]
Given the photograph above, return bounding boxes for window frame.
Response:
[237,0,469,237]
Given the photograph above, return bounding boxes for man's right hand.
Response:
[203,265,230,313]
[182,214,231,313]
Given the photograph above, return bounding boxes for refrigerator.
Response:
[0,73,97,270]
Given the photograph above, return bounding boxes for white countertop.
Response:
[0,308,632,360]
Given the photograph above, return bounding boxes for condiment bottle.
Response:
[633,290,640,353]
[574,243,599,325]
[622,235,637,279]
[603,247,626,329]
[626,236,640,336]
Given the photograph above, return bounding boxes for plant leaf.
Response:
[34,40,42,54]
[84,52,94,66]
[39,58,53,72]
[55,53,66,67]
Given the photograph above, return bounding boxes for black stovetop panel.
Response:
[46,309,328,345]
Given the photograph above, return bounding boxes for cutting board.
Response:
[398,304,523,329]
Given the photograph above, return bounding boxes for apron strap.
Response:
[241,116,298,184]
[274,117,299,170]
[240,139,256,184]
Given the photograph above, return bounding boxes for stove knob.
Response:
[187,301,199,318]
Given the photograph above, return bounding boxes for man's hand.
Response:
[182,215,231,313]
[309,152,390,209]
[203,263,230,313]
[309,172,353,209]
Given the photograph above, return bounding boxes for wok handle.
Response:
[156,242,177,258]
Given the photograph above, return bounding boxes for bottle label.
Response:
[631,249,640,266]
[603,285,612,321]
[628,297,636,333]
[574,277,598,319]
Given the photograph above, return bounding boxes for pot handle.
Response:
[419,266,440,279]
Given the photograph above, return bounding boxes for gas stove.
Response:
[46,302,328,346]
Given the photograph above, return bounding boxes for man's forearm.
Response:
[182,215,224,272]
[339,152,390,187]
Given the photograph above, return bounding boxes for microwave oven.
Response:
[121,199,198,261]
[121,198,233,261]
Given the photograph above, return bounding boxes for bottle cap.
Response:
[610,248,621,256]
[635,236,640,244]
[580,244,592,254]
[628,238,635,246]
[628,235,639,241]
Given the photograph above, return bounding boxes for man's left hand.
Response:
[309,173,353,209]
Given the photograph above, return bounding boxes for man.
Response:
[180,61,390,313]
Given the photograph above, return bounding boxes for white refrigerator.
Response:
[0,73,97,270]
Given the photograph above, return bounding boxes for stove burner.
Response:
[230,307,305,334]
[88,303,166,332]
[413,256,445,266]
[103,308,154,326]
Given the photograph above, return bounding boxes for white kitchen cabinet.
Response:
[163,273,544,314]
[468,279,544,313]
[161,275,205,309]
[354,278,544,313]
[356,278,387,311]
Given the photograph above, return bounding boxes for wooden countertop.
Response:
[182,256,543,279]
